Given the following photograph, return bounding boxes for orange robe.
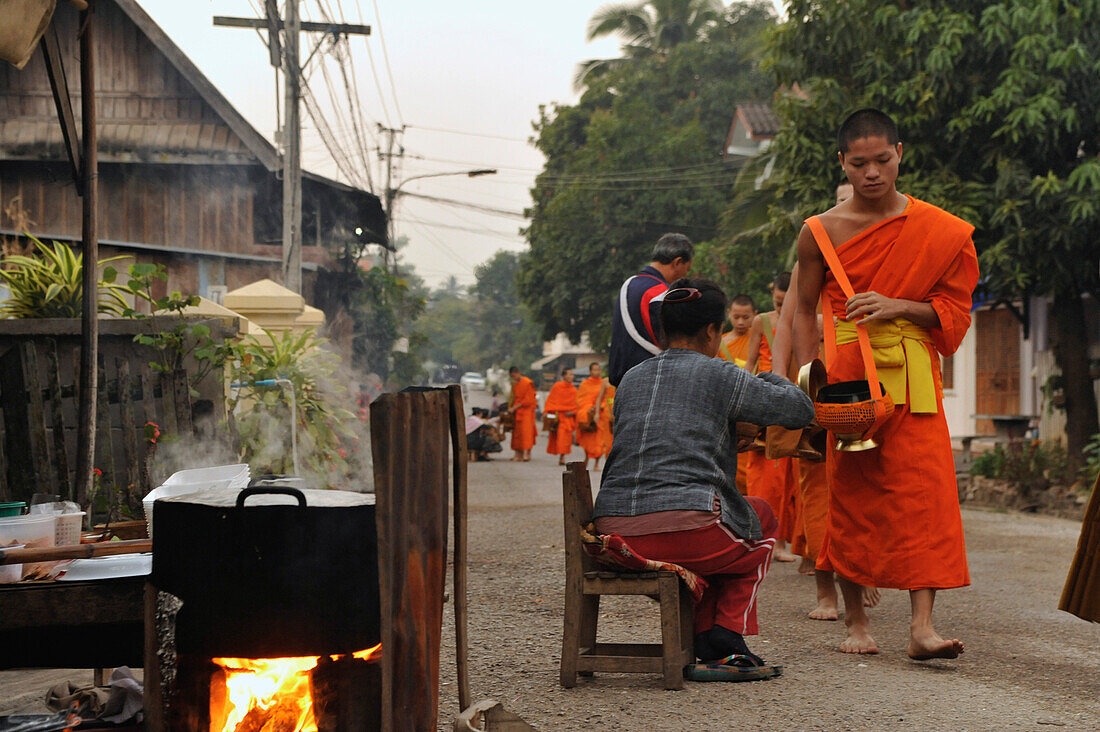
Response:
[575,377,604,459]
[796,461,828,561]
[745,315,801,543]
[599,386,616,456]
[509,376,538,451]
[544,380,578,456]
[718,331,751,494]
[814,196,977,590]
[598,385,614,456]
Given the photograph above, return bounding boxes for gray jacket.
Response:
[593,349,815,541]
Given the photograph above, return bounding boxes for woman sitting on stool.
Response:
[592,279,814,673]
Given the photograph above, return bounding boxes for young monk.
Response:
[791,108,977,658]
[771,181,882,618]
[744,273,800,563]
[508,366,538,462]
[544,367,578,466]
[717,294,757,494]
[575,362,609,471]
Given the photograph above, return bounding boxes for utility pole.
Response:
[378,124,404,272]
[214,7,371,294]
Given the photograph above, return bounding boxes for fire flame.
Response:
[211,645,381,732]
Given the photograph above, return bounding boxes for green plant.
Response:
[971,446,1006,479]
[0,236,132,318]
[1080,432,1100,486]
[229,328,358,479]
[123,262,235,392]
[972,439,1076,499]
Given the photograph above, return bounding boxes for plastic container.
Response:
[0,543,25,584]
[54,512,86,546]
[145,464,250,539]
[0,501,26,517]
[0,514,56,579]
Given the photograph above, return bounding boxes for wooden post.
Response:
[74,5,98,506]
[282,0,302,293]
[446,385,471,711]
[46,341,72,497]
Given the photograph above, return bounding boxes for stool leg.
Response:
[561,587,582,687]
[658,574,685,690]
[578,594,599,676]
[679,585,694,666]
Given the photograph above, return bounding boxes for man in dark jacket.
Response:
[608,233,694,386]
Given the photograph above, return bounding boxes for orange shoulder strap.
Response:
[805,216,882,401]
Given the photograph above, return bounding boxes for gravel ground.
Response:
[435,448,1100,731]
[3,445,1096,730]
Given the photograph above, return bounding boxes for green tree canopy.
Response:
[519,1,778,349]
[575,0,726,89]
[733,0,1100,456]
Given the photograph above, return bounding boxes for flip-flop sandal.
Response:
[684,654,783,682]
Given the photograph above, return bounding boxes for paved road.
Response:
[436,449,1100,730]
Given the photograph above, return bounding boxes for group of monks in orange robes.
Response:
[543,362,614,468]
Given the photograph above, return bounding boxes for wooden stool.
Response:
[559,462,694,690]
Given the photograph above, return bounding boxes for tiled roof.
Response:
[737,103,780,139]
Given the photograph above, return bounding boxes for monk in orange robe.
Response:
[575,362,608,471]
[744,274,800,563]
[508,366,537,461]
[717,295,757,495]
[600,384,615,457]
[544,367,578,465]
[792,109,976,659]
[770,181,882,619]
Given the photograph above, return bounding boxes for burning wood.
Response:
[211,646,381,732]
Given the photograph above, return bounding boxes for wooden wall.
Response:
[0,161,261,253]
[0,1,232,136]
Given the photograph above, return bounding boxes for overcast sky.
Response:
[141,1,784,286]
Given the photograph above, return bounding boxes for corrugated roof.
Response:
[0,119,256,164]
[737,103,780,139]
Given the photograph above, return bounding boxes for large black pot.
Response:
[152,484,379,658]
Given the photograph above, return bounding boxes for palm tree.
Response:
[573,0,726,91]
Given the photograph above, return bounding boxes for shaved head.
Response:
[838,108,899,153]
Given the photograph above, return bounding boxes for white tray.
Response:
[57,553,152,582]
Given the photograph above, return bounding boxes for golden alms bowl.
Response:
[814,379,895,452]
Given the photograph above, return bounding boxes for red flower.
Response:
[93,468,102,476]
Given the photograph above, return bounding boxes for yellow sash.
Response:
[834,318,938,413]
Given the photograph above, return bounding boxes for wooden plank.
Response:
[20,342,54,496]
[171,369,193,435]
[95,358,117,493]
[117,357,141,492]
[0,539,151,566]
[445,385,471,711]
[371,390,450,732]
[46,340,72,500]
[0,347,30,501]
[582,577,662,595]
[158,370,178,435]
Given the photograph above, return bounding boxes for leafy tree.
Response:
[742,0,1100,459]
[576,0,725,89]
[520,1,778,349]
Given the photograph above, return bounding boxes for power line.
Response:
[397,215,523,240]
[400,192,527,219]
[405,124,531,143]
[369,0,405,125]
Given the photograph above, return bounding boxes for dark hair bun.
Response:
[660,278,727,344]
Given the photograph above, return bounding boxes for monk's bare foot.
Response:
[558,458,566,465]
[907,629,964,660]
[862,586,882,608]
[774,548,798,563]
[839,622,879,654]
[798,557,815,575]
[809,599,839,621]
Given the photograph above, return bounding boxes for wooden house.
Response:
[0,0,385,305]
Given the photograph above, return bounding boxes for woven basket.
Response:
[815,380,894,442]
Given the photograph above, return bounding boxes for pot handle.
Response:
[235,486,307,508]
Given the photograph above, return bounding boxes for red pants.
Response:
[623,497,778,636]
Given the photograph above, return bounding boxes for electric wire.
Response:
[369,0,405,125]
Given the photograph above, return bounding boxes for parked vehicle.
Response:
[460,372,487,391]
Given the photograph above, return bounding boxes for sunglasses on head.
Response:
[664,287,702,303]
